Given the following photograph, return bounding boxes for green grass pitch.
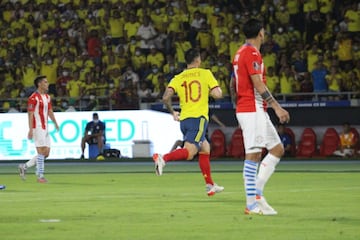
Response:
[0,160,359,240]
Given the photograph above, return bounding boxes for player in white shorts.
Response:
[232,19,290,215]
[18,75,59,183]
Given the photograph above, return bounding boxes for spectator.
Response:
[143,64,164,92]
[124,13,141,41]
[272,26,289,50]
[325,66,342,100]
[107,10,125,46]
[343,2,360,34]
[279,65,297,95]
[212,16,229,48]
[56,67,73,96]
[122,66,140,90]
[229,31,243,61]
[138,81,155,102]
[108,68,123,89]
[146,45,165,69]
[21,58,39,96]
[262,44,277,73]
[334,32,354,70]
[305,11,325,45]
[266,66,280,94]
[173,32,192,68]
[80,113,106,160]
[103,49,120,74]
[136,15,158,55]
[87,29,102,64]
[188,10,206,46]
[333,122,356,158]
[196,22,213,52]
[128,35,141,56]
[66,70,83,99]
[131,46,147,77]
[40,53,58,96]
[306,43,322,73]
[311,60,328,93]
[291,50,307,75]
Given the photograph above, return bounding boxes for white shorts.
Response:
[33,128,51,148]
[236,111,281,154]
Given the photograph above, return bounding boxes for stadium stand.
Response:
[0,1,359,113]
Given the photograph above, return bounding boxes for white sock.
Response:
[36,154,45,178]
[256,153,280,196]
[25,155,37,168]
[243,160,259,209]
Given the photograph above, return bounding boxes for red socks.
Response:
[198,152,214,185]
[163,149,214,185]
[163,148,189,161]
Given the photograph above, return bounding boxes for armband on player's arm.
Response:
[260,87,276,105]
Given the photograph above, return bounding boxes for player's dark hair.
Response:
[243,18,263,39]
[34,75,46,88]
[185,48,200,65]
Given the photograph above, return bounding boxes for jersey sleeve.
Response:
[167,75,178,93]
[244,50,262,76]
[27,95,36,112]
[206,70,219,89]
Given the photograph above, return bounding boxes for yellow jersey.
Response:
[340,132,355,148]
[168,68,219,121]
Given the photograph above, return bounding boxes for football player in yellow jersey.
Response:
[152,48,224,197]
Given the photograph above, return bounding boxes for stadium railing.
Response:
[0,91,359,113]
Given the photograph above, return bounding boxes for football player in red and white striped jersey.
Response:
[18,75,59,183]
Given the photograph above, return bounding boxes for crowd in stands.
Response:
[0,0,359,113]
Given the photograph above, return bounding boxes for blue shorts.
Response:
[180,116,208,149]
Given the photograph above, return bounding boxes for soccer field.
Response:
[0,160,359,240]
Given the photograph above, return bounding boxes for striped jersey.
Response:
[232,43,267,112]
[27,92,52,130]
